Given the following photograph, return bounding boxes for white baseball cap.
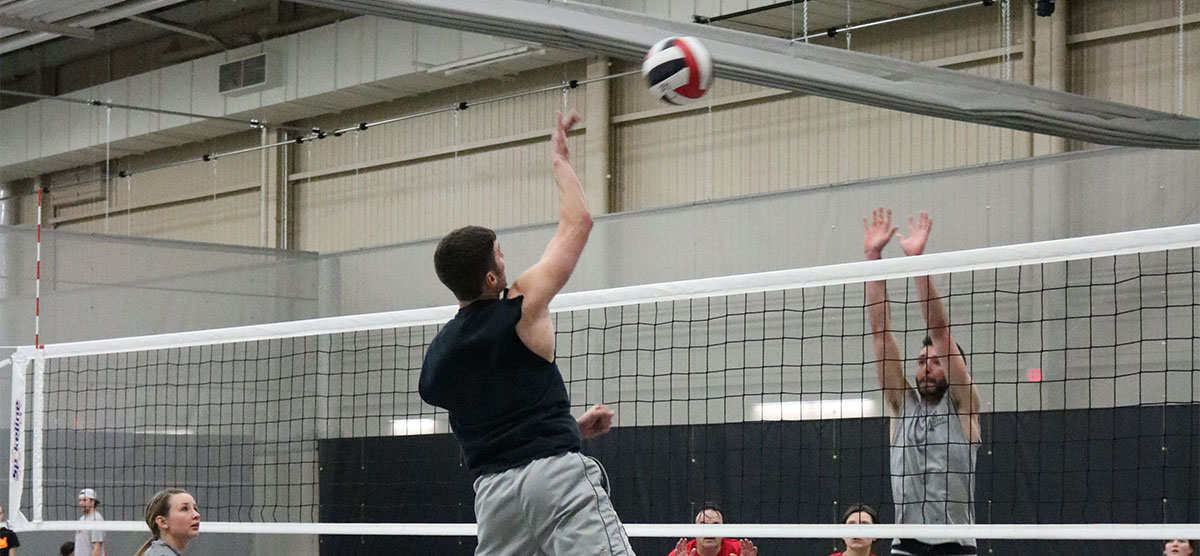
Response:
[78,488,98,502]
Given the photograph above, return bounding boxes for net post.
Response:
[6,352,28,525]
[31,351,44,522]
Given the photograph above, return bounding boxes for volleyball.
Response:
[642,36,713,105]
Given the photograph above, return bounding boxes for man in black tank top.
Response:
[420,111,635,556]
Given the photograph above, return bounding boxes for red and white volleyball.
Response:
[642,36,714,105]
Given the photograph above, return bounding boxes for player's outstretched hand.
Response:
[898,211,932,257]
[740,538,758,556]
[863,206,898,260]
[551,109,580,164]
[577,404,614,439]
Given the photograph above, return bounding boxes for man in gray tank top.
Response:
[863,208,982,556]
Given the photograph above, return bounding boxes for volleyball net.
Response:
[6,223,1198,553]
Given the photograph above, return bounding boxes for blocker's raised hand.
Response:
[898,211,932,257]
[862,206,898,260]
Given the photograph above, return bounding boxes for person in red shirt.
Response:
[668,503,757,556]
[828,504,880,556]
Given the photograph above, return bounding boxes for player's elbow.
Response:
[577,211,594,231]
[563,211,593,237]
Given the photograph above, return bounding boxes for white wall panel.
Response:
[258,37,292,108]
[95,80,130,143]
[26,102,42,160]
[374,18,417,78]
[125,72,158,137]
[600,0,646,15]
[42,95,71,155]
[67,86,97,151]
[694,0,721,20]
[1,105,30,161]
[274,34,302,108]
[721,0,749,14]
[669,0,695,21]
[191,55,224,119]
[159,64,195,130]
[296,25,339,99]
[17,190,38,225]
[642,1,671,19]
[415,25,460,66]
[334,18,367,89]
[460,31,512,59]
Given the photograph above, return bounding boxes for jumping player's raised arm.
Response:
[898,212,981,443]
[508,110,593,362]
[421,109,632,556]
[863,207,910,416]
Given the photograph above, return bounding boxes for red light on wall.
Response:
[1027,368,1043,382]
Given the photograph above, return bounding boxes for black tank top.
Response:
[419,294,581,476]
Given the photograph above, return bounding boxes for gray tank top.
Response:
[142,540,182,556]
[890,388,978,547]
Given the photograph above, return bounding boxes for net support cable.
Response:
[0,89,310,134]
[114,70,637,178]
[794,0,986,42]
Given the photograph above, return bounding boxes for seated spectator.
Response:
[1164,540,1196,556]
[0,504,20,556]
[669,503,756,556]
[829,504,880,556]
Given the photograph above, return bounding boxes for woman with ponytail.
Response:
[133,489,199,556]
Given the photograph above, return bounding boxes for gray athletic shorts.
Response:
[473,451,635,556]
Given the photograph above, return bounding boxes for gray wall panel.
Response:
[321,147,1200,315]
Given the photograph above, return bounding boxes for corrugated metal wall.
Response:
[289,64,589,252]
[1069,0,1200,149]
[48,132,265,246]
[612,1,1039,211]
[9,0,1198,252]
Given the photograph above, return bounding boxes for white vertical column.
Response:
[584,56,612,214]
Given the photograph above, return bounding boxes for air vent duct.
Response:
[219,53,270,95]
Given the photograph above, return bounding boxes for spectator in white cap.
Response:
[75,488,103,556]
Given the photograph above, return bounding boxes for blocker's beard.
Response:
[918,376,948,403]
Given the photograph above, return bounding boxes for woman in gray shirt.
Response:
[134,489,200,556]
